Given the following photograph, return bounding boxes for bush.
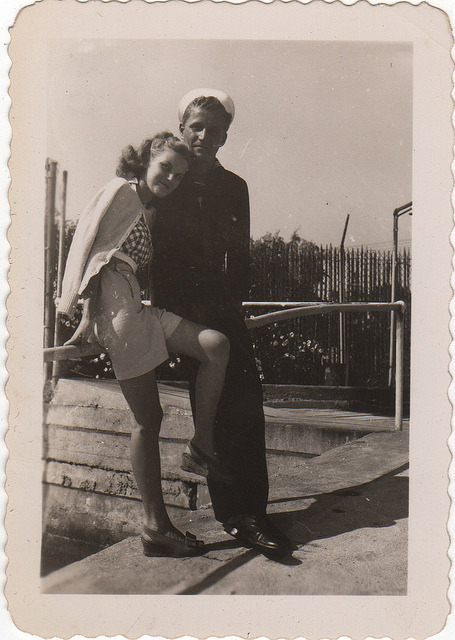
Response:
[56,226,410,387]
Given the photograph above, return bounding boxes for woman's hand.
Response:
[64,298,96,346]
[65,273,100,346]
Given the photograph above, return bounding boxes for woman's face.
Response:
[144,148,188,199]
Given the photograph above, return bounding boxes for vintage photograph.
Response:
[41,36,412,594]
[4,1,452,638]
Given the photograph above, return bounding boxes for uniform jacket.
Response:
[151,161,250,322]
[58,178,144,318]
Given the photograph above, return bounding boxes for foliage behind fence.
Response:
[58,227,411,387]
[247,232,411,387]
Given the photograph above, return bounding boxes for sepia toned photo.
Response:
[40,36,413,592]
[4,1,453,638]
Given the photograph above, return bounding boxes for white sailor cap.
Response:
[178,88,235,123]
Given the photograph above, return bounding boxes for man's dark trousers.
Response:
[152,167,269,524]
[186,304,269,524]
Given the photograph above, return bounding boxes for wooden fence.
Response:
[247,237,411,387]
[51,232,411,388]
[45,162,411,388]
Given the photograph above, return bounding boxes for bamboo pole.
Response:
[44,159,57,380]
[52,170,67,382]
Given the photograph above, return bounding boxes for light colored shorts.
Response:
[94,259,182,380]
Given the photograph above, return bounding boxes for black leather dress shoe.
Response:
[264,517,298,551]
[223,515,295,556]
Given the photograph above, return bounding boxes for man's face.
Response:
[180,107,228,163]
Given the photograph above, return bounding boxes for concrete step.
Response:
[164,381,399,404]
[44,459,210,511]
[43,378,404,547]
[51,378,399,418]
[44,406,381,464]
[43,469,211,550]
[50,378,190,412]
[266,399,356,410]
[262,383,394,402]
[41,427,409,595]
[47,379,395,455]
[45,403,193,439]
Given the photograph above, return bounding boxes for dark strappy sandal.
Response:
[141,526,205,558]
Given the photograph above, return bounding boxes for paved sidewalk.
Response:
[42,422,409,595]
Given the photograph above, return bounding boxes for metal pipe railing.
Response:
[244,301,405,327]
[243,300,406,431]
[44,300,406,430]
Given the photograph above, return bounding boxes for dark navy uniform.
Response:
[152,161,269,523]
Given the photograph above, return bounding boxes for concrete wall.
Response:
[43,379,211,546]
[42,378,375,546]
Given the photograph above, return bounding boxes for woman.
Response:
[58,132,230,557]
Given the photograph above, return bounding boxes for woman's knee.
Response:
[118,373,164,435]
[131,403,164,437]
[200,329,230,366]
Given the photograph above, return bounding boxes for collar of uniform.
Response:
[211,158,223,175]
[192,159,224,187]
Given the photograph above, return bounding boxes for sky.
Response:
[47,39,412,249]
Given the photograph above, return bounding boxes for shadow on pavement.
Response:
[178,549,302,595]
[177,468,409,594]
[179,465,409,595]
[269,464,409,546]
[178,549,258,594]
[184,465,409,595]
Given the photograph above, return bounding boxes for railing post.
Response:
[389,203,412,387]
[388,219,397,387]
[339,215,350,385]
[394,303,405,431]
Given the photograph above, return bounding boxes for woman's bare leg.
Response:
[166,319,230,458]
[118,370,175,532]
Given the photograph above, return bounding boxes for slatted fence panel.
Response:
[248,238,411,386]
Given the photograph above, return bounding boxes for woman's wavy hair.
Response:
[116,131,192,180]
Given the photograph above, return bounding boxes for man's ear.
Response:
[179,123,184,139]
[220,131,228,148]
